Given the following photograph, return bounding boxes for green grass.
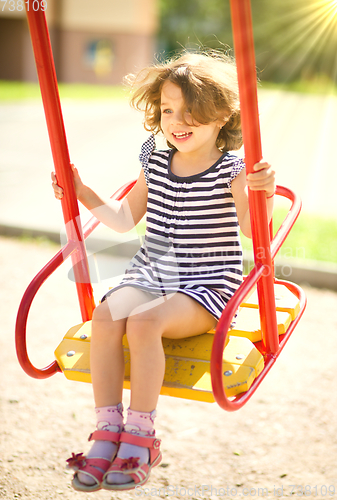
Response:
[241,208,337,264]
[136,208,337,264]
[0,80,126,101]
[260,76,337,96]
[2,78,337,102]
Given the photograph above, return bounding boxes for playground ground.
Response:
[1,235,337,500]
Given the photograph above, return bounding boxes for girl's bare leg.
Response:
[106,292,216,486]
[76,286,153,487]
[90,286,154,407]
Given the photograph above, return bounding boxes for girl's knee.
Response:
[126,309,162,344]
[92,302,124,339]
[92,301,111,325]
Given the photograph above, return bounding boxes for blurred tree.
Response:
[158,0,337,84]
[158,0,233,55]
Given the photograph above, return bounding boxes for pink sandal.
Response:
[66,430,121,492]
[102,431,162,491]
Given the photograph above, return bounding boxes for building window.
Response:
[84,39,114,77]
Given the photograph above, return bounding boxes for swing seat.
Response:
[241,283,301,320]
[229,283,300,343]
[54,281,301,403]
[230,308,292,343]
[54,322,264,402]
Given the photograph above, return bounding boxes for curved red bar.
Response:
[211,277,307,412]
[211,264,264,411]
[271,186,302,259]
[15,180,137,379]
[210,185,306,411]
[15,242,76,378]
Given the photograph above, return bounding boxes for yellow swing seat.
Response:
[54,281,300,403]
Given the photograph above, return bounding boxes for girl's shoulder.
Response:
[139,135,170,163]
[138,135,171,186]
[218,152,245,189]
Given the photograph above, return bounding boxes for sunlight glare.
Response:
[327,0,337,15]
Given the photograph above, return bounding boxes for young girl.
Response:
[52,50,275,492]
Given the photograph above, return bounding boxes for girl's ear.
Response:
[217,114,230,129]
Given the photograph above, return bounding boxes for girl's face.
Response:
[160,80,225,158]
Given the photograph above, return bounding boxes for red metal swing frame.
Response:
[15,0,306,410]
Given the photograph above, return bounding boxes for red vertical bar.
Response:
[230,0,279,353]
[25,6,95,321]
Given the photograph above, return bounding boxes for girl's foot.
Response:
[104,408,156,487]
[68,429,121,492]
[102,432,162,491]
[69,404,123,489]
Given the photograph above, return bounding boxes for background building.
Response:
[0,0,158,84]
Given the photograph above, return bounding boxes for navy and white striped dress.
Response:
[105,135,245,320]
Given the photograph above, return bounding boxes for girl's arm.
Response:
[51,165,148,233]
[232,161,275,239]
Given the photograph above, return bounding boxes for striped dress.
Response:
[104,135,245,320]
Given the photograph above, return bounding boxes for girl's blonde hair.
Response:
[126,50,242,152]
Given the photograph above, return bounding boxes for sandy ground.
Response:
[1,235,337,500]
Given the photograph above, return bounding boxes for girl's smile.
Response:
[172,131,193,141]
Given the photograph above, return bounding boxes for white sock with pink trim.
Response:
[77,403,123,486]
[105,408,156,485]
